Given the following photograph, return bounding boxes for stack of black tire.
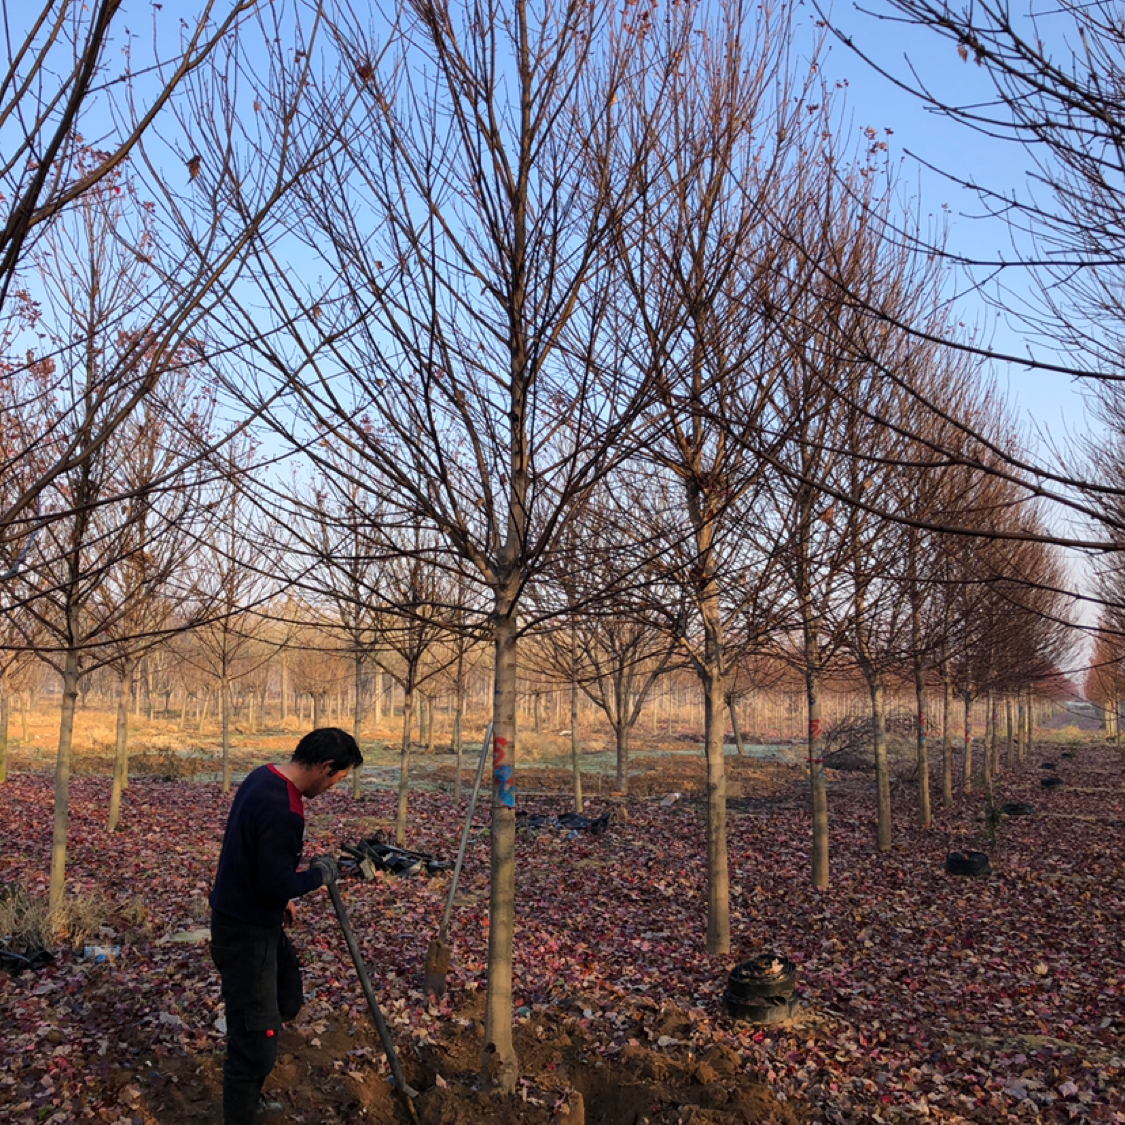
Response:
[1040,762,1064,789]
[722,954,799,1024]
[945,850,991,877]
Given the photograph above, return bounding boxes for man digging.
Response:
[209,727,363,1124]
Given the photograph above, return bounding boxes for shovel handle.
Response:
[326,881,418,1119]
[438,722,493,940]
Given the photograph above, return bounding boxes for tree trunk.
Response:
[453,669,465,799]
[702,664,730,953]
[803,611,829,888]
[570,677,583,813]
[108,670,132,832]
[962,691,973,793]
[0,683,8,784]
[1005,695,1015,769]
[983,690,995,785]
[221,677,232,794]
[483,610,518,1092]
[1025,690,1035,758]
[913,661,931,828]
[352,652,364,799]
[982,691,995,804]
[941,665,953,807]
[1016,695,1026,760]
[728,696,746,757]
[395,687,414,846]
[614,721,629,795]
[870,677,892,851]
[49,648,81,913]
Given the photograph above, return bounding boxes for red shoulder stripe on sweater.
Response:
[268,764,305,817]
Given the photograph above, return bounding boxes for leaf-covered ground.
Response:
[0,740,1122,1123]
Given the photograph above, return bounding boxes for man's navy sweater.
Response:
[210,764,325,928]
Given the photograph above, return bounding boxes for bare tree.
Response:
[1,167,219,908]
[607,0,819,949]
[280,453,390,797]
[1,1,266,304]
[219,0,678,1089]
[533,494,682,796]
[367,534,454,846]
[1,3,338,553]
[95,384,213,832]
[179,444,285,792]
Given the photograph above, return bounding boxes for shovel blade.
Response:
[423,935,451,997]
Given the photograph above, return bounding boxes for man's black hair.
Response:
[292,727,363,773]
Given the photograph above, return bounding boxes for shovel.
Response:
[423,721,492,997]
[325,880,419,1123]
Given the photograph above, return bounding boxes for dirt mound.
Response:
[151,1001,805,1124]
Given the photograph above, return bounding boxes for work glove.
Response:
[310,854,339,886]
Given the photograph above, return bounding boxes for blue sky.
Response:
[809,2,1093,448]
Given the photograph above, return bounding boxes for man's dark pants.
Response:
[210,910,302,1124]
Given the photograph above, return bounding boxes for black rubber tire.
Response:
[1061,750,1076,759]
[1041,776,1064,789]
[945,850,991,877]
[726,955,798,1000]
[722,991,800,1024]
[999,801,1035,816]
[1039,762,1057,770]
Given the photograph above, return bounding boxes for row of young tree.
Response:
[0,0,1113,1092]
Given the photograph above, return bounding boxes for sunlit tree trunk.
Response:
[1016,694,1026,760]
[909,561,931,827]
[221,674,232,794]
[1005,695,1015,769]
[962,689,974,794]
[352,651,364,799]
[870,677,891,851]
[941,660,954,806]
[984,689,996,784]
[981,691,995,804]
[702,658,730,953]
[570,675,583,813]
[395,688,414,846]
[453,649,465,798]
[108,666,133,832]
[0,678,8,784]
[614,720,630,795]
[484,606,518,1091]
[49,646,81,913]
[803,609,829,889]
[728,695,746,757]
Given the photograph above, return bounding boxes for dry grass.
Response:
[0,884,49,949]
[51,891,115,948]
[0,882,123,951]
